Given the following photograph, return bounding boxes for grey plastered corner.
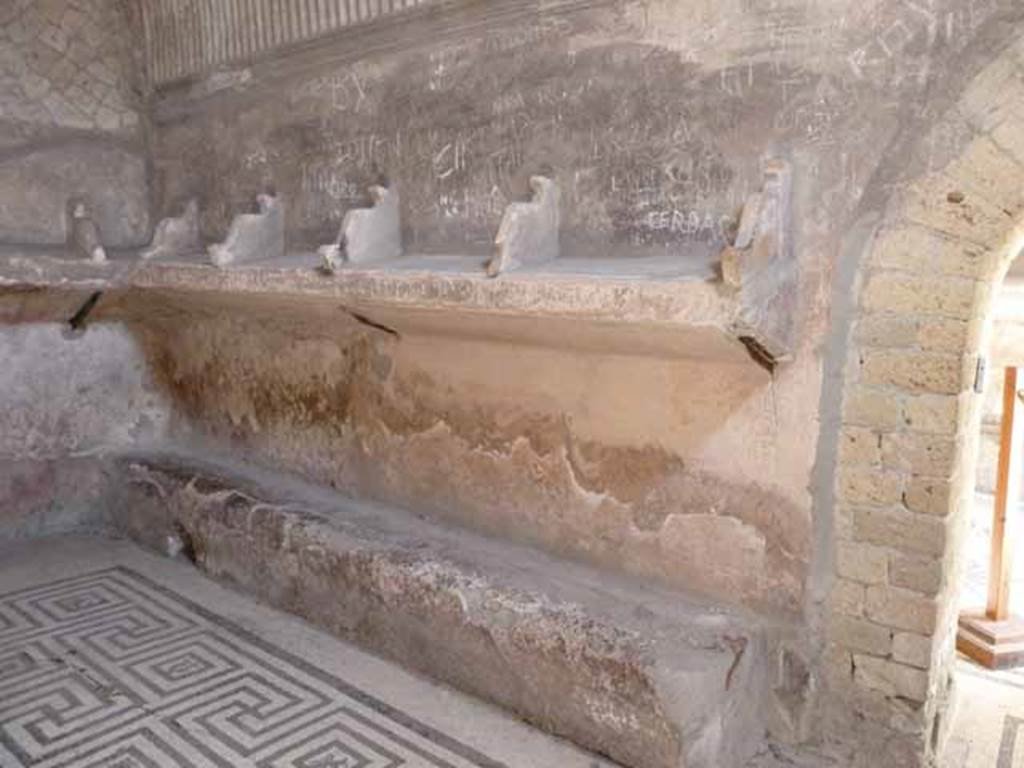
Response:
[487,176,560,278]
[720,160,796,365]
[208,194,285,267]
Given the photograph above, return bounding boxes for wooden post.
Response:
[987,367,1023,620]
[959,366,1024,668]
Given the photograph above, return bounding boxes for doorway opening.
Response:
[949,254,1024,766]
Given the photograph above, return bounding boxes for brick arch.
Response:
[820,41,1024,767]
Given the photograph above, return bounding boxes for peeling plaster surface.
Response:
[0,322,170,538]
[0,323,167,459]
[128,296,812,613]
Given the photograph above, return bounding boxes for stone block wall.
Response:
[825,225,983,765]
[822,38,1024,765]
[129,0,837,621]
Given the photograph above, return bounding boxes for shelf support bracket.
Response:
[209,193,285,267]
[67,199,107,263]
[487,176,560,278]
[319,186,401,272]
[142,199,201,260]
[720,160,795,365]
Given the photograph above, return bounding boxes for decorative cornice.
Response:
[138,0,434,87]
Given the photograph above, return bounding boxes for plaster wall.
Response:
[0,321,170,539]
[134,0,1020,628]
[127,293,814,612]
[816,27,1024,765]
[150,1,863,261]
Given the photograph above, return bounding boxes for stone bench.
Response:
[102,451,793,768]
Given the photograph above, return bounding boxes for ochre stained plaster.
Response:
[128,295,810,613]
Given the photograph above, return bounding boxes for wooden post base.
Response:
[957,612,1024,669]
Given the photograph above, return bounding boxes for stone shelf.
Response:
[0,248,762,364]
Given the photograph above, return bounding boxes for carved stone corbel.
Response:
[142,199,201,260]
[318,186,401,273]
[720,160,795,365]
[208,193,285,267]
[67,199,107,263]
[486,176,560,277]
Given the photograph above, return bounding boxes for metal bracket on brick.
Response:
[719,159,796,365]
[486,176,560,278]
[208,193,285,267]
[142,199,202,260]
[318,186,402,273]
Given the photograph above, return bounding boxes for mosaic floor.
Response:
[0,537,613,768]
[944,661,1024,768]
[5,536,1022,768]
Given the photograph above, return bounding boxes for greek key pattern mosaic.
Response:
[0,568,504,768]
